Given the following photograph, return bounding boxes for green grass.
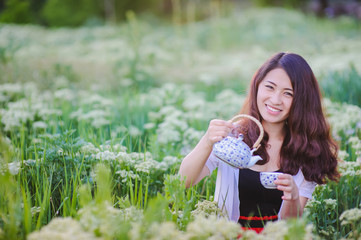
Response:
[0,6,361,240]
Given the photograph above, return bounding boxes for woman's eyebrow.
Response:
[265,80,293,91]
[265,80,276,85]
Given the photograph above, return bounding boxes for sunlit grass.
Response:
[1,6,361,240]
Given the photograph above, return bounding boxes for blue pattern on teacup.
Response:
[260,172,282,189]
[213,134,262,169]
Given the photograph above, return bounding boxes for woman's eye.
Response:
[265,85,273,89]
[284,92,293,97]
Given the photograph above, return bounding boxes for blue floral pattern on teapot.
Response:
[213,134,262,169]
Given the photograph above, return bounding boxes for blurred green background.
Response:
[1,1,361,239]
[1,0,361,27]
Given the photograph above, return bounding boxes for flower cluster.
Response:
[324,99,361,140]
[338,160,361,176]
[339,207,361,226]
[129,221,183,240]
[191,200,226,218]
[0,83,62,132]
[185,215,241,240]
[78,201,140,239]
[27,217,99,240]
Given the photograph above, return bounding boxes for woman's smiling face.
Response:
[257,68,294,125]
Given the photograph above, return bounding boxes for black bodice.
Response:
[238,168,283,228]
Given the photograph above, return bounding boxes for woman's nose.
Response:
[270,92,282,104]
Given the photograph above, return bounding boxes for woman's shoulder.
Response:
[293,169,317,187]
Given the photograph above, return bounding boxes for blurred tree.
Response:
[112,0,163,21]
[0,0,228,26]
[0,0,33,23]
[252,0,306,8]
[41,0,100,27]
[29,0,47,24]
[104,0,116,22]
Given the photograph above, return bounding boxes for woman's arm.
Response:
[179,119,233,188]
[279,196,309,219]
[274,174,309,219]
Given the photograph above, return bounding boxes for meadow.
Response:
[1,6,361,240]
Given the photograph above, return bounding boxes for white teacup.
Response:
[260,172,283,189]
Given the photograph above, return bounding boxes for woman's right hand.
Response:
[204,119,234,147]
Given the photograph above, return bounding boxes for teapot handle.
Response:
[229,114,264,151]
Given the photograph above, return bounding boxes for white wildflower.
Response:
[54,76,69,89]
[129,125,141,137]
[324,198,337,210]
[27,217,99,240]
[182,94,206,111]
[115,170,138,183]
[340,208,361,226]
[91,118,110,128]
[79,109,109,121]
[146,221,183,240]
[31,206,42,216]
[191,200,226,218]
[143,122,155,130]
[185,215,241,239]
[116,152,132,164]
[338,160,360,175]
[24,159,37,166]
[262,220,289,238]
[57,148,64,155]
[8,161,21,175]
[182,127,204,146]
[93,150,117,161]
[78,201,121,238]
[111,143,127,153]
[199,73,218,86]
[33,121,48,129]
[70,109,83,119]
[134,159,159,174]
[81,142,99,155]
[338,150,349,161]
[158,156,180,171]
[157,127,181,144]
[0,83,23,94]
[129,222,142,240]
[129,152,153,162]
[120,206,142,222]
[54,88,76,101]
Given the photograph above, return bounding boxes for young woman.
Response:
[179,52,339,233]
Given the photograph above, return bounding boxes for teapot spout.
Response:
[247,155,262,168]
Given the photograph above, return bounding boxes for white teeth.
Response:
[267,105,281,112]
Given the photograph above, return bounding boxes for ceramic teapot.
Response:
[213,114,264,169]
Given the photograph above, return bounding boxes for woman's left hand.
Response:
[274,174,299,201]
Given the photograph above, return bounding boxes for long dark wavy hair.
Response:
[239,52,339,184]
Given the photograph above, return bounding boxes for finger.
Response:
[225,120,235,128]
[277,185,292,192]
[281,195,292,201]
[276,174,292,180]
[214,130,232,137]
[207,136,223,145]
[208,126,232,136]
[209,124,232,133]
[274,179,291,186]
[210,119,229,126]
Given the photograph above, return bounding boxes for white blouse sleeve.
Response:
[205,151,219,175]
[299,178,317,199]
[294,169,317,199]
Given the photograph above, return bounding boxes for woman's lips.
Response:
[266,104,282,114]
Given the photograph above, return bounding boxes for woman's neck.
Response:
[262,121,286,141]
